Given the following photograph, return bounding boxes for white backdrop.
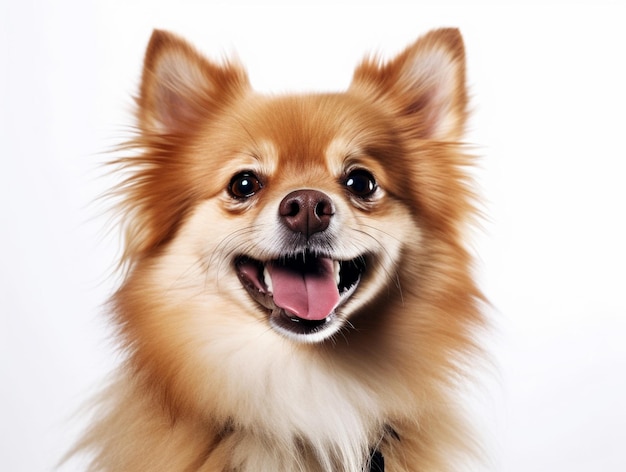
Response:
[2,1,625,471]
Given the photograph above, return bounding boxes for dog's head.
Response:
[115,29,470,346]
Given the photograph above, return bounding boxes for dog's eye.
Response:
[229,172,263,199]
[344,169,377,198]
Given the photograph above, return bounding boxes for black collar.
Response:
[369,449,384,472]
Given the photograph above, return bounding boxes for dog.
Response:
[71,28,485,471]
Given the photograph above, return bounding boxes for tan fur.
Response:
[72,28,485,471]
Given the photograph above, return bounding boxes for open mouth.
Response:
[235,251,366,340]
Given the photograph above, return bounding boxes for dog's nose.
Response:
[278,190,335,237]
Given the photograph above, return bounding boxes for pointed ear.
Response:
[137,30,250,133]
[350,28,468,141]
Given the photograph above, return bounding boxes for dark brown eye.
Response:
[344,169,377,198]
[229,172,262,199]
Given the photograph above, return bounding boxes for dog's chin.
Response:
[235,252,367,343]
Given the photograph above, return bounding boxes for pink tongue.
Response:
[268,257,339,321]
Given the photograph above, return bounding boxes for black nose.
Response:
[278,189,335,237]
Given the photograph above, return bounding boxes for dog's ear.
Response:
[350,28,467,141]
[137,30,249,133]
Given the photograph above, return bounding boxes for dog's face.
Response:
[116,29,469,353]
[184,93,417,343]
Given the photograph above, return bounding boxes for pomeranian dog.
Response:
[72,28,484,471]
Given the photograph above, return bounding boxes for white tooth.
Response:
[263,266,273,293]
[334,260,341,285]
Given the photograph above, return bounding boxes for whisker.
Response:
[204,224,270,291]
[348,224,404,303]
